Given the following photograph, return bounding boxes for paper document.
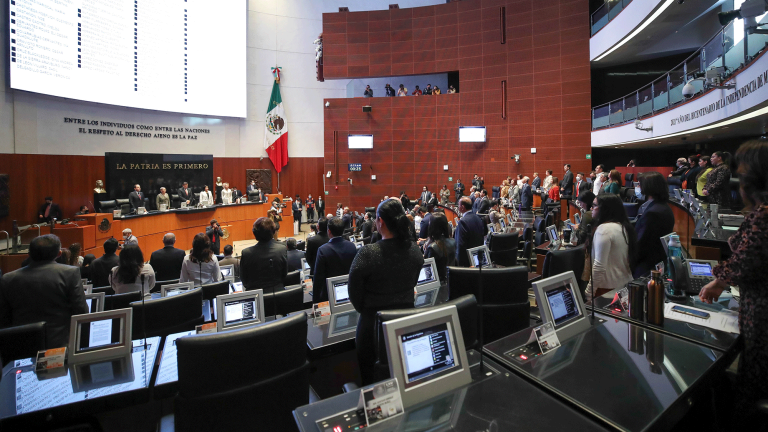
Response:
[664,303,739,334]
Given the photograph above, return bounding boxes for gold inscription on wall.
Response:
[115,163,210,170]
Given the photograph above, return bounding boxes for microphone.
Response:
[140,274,147,351]
[585,223,595,321]
[477,250,485,373]
[270,258,277,318]
[88,200,96,212]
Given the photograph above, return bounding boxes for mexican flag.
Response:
[264,78,288,173]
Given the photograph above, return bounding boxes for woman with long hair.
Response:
[68,243,83,267]
[349,198,424,384]
[180,233,222,286]
[703,150,733,207]
[695,155,713,198]
[110,244,156,296]
[601,170,623,195]
[424,213,456,283]
[80,253,96,280]
[587,194,636,298]
[548,177,560,201]
[700,140,768,425]
[681,154,701,190]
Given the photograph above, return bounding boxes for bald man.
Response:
[149,233,187,281]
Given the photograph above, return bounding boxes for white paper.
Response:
[664,303,740,334]
[89,319,113,348]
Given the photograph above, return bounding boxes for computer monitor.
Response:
[230,281,244,293]
[220,265,234,279]
[499,218,506,230]
[545,225,559,245]
[486,224,495,234]
[161,282,195,297]
[660,232,677,257]
[83,284,93,295]
[85,292,105,313]
[415,258,441,308]
[215,289,265,332]
[68,308,133,364]
[326,275,354,314]
[354,241,364,250]
[532,271,590,341]
[506,214,513,225]
[466,245,491,268]
[328,310,359,337]
[417,258,439,285]
[301,258,310,271]
[383,305,471,407]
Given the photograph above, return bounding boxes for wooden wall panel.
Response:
[322,0,591,210]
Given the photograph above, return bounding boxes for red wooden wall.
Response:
[322,0,591,210]
[0,155,323,234]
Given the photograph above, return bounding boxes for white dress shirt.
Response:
[221,188,233,204]
[591,222,634,290]
[179,255,222,286]
[593,177,605,195]
[200,191,213,206]
[542,175,553,189]
[110,264,156,296]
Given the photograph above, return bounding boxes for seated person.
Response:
[180,233,223,286]
[149,233,186,281]
[75,205,89,216]
[219,245,241,278]
[109,244,156,297]
[91,238,120,287]
[80,253,96,281]
[312,217,358,302]
[122,228,139,247]
[286,238,305,273]
[0,234,88,348]
[38,196,63,223]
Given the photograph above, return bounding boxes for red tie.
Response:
[44,204,50,217]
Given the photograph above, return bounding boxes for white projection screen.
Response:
[9,0,246,118]
[459,127,486,143]
[348,135,373,149]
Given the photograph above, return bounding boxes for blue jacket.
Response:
[419,212,433,238]
[313,237,358,302]
[454,211,485,267]
[520,184,533,210]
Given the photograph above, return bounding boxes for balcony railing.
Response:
[592,19,768,130]
[591,0,633,35]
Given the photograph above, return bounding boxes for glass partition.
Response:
[703,32,724,70]
[637,85,653,118]
[723,22,745,76]
[623,93,637,122]
[668,64,685,106]
[593,104,610,129]
[591,0,633,35]
[652,77,668,112]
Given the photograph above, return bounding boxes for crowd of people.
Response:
[365,83,457,97]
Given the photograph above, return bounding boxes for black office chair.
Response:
[365,207,376,214]
[171,194,181,209]
[0,322,46,366]
[518,241,533,271]
[105,291,141,311]
[541,245,587,299]
[92,286,115,296]
[263,285,304,317]
[130,288,204,339]
[193,193,201,203]
[492,186,500,199]
[447,266,531,343]
[623,202,639,218]
[113,198,130,214]
[534,216,545,234]
[152,279,181,294]
[371,295,478,383]
[487,231,519,267]
[201,280,231,304]
[361,236,372,245]
[296,240,306,251]
[622,187,635,202]
[284,270,301,287]
[522,225,533,244]
[99,200,118,213]
[170,313,309,432]
[625,173,634,183]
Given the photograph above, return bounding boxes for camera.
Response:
[682,82,696,100]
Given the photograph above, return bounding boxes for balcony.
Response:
[591,0,633,36]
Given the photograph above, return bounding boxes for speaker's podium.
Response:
[76,213,122,244]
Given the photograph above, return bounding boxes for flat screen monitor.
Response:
[414,289,438,308]
[68,308,133,364]
[327,275,354,314]
[220,265,234,278]
[8,0,246,117]
[84,293,105,314]
[383,306,471,407]
[688,260,713,277]
[532,271,590,341]
[506,214,513,225]
[417,259,439,285]
[487,224,495,234]
[329,310,359,337]
[466,245,491,268]
[354,242,363,250]
[301,258,310,271]
[83,284,93,295]
[348,134,374,149]
[215,289,265,332]
[458,127,486,143]
[546,225,559,244]
[161,282,195,298]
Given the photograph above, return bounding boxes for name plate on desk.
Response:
[196,323,217,335]
[313,301,330,318]
[35,347,66,371]
[113,210,121,218]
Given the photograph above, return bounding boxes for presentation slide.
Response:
[9,0,246,117]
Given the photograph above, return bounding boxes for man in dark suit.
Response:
[360,212,374,239]
[454,179,465,204]
[178,182,195,206]
[454,197,485,267]
[561,164,574,198]
[38,196,63,223]
[575,172,589,195]
[0,234,88,348]
[247,180,258,194]
[149,233,186,281]
[313,217,358,302]
[341,208,353,229]
[205,219,225,255]
[91,238,120,288]
[317,198,325,218]
[240,217,288,293]
[419,186,432,206]
[417,205,433,241]
[477,190,490,214]
[306,218,330,275]
[531,173,541,189]
[632,173,675,278]
[292,195,303,231]
[286,238,305,273]
[520,177,533,211]
[128,184,145,210]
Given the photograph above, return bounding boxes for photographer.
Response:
[206,219,225,255]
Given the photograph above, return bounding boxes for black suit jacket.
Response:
[240,240,288,292]
[206,225,224,253]
[477,197,490,215]
[287,249,305,273]
[454,211,485,267]
[532,177,541,189]
[149,246,186,281]
[576,180,589,196]
[342,213,352,229]
[454,183,465,197]
[312,237,358,302]
[420,191,432,204]
[633,200,675,278]
[520,185,533,209]
[317,200,325,216]
[305,232,330,275]
[0,261,88,348]
[128,191,145,210]
[419,212,433,238]
[561,171,574,197]
[91,253,120,288]
[38,203,63,222]
[177,187,195,204]
[361,220,373,238]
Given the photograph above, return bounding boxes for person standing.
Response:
[149,233,186,281]
[313,217,358,302]
[109,244,156,297]
[561,164,574,198]
[424,214,456,283]
[397,84,408,96]
[587,195,636,298]
[268,208,282,240]
[206,219,224,255]
[199,185,214,206]
[180,233,222,286]
[306,218,330,275]
[292,195,303,231]
[699,140,768,424]
[178,182,195,207]
[317,197,325,218]
[592,165,606,195]
[384,84,395,97]
[439,185,450,205]
[572,191,595,246]
[363,85,373,97]
[602,170,622,195]
[219,245,241,278]
[38,196,63,223]
[240,217,288,293]
[696,156,714,199]
[575,173,589,195]
[122,229,138,247]
[542,170,554,190]
[532,173,541,189]
[286,238,305,273]
[91,238,120,288]
[349,199,424,384]
[306,194,315,222]
[412,86,422,96]
[156,187,171,210]
[632,172,675,278]
[360,212,374,238]
[128,184,145,211]
[423,84,433,95]
[454,197,485,267]
[419,186,432,206]
[221,183,233,204]
[702,151,733,208]
[520,177,533,211]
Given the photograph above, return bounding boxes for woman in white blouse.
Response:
[110,244,156,297]
[588,194,636,298]
[221,183,232,204]
[199,185,214,206]
[180,233,222,286]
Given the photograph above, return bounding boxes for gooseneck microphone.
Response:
[270,258,277,318]
[477,252,485,373]
[586,223,595,321]
[140,273,147,351]
[88,200,96,213]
